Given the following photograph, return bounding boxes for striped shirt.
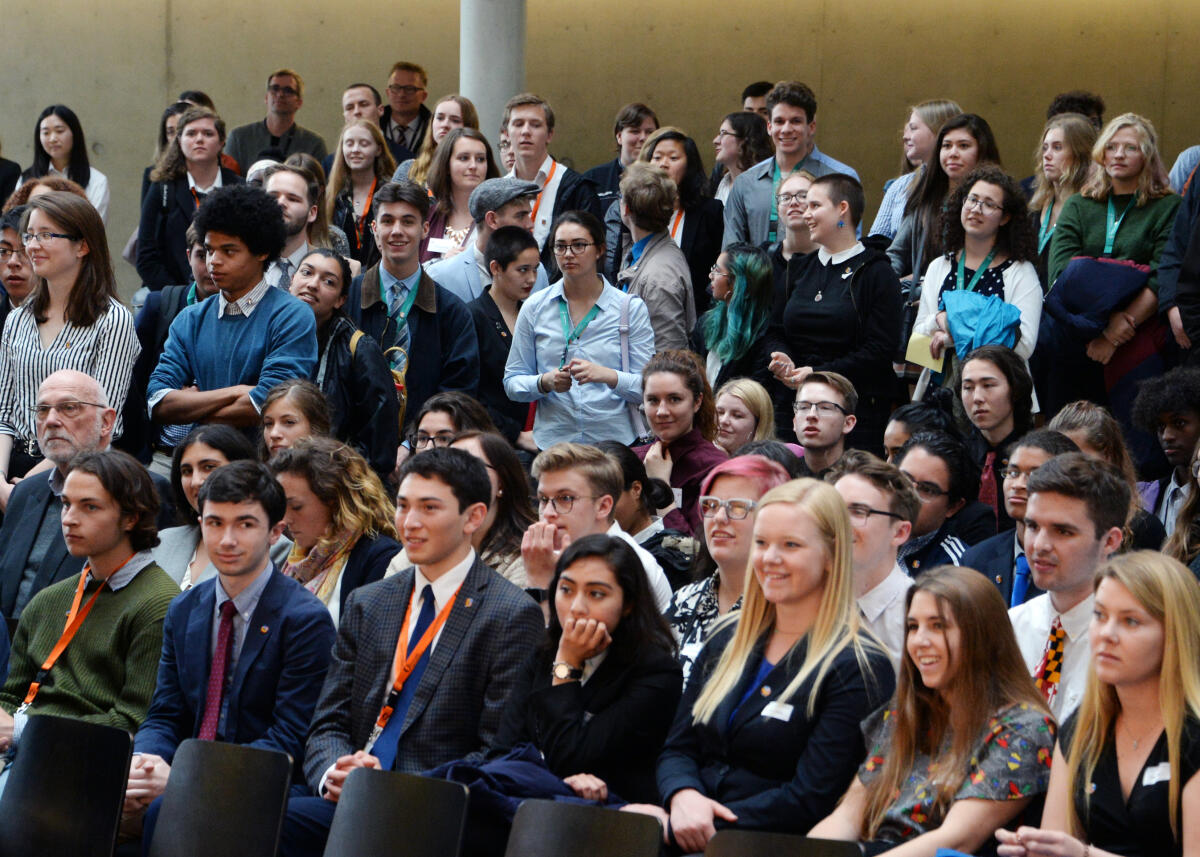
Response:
[0,297,140,441]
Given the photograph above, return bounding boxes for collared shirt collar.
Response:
[857,562,912,623]
[414,548,476,610]
[48,465,67,498]
[217,278,271,318]
[629,234,655,266]
[215,562,274,620]
[1057,592,1094,642]
[90,549,158,592]
[282,242,310,271]
[380,264,422,308]
[471,241,492,286]
[632,517,665,545]
[549,277,619,312]
[187,170,224,195]
[582,649,608,684]
[817,242,865,266]
[1012,530,1024,561]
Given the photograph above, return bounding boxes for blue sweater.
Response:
[146,287,317,410]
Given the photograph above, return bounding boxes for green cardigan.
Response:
[0,563,178,732]
[1047,191,1181,293]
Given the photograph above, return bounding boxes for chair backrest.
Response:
[705,829,865,857]
[147,739,292,857]
[322,767,469,857]
[0,713,132,857]
[503,799,661,857]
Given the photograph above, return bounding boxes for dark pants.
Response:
[278,785,337,857]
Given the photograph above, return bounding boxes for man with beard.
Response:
[263,164,319,291]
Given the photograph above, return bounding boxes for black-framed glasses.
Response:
[715,129,742,139]
[387,84,425,96]
[776,191,807,206]
[31,400,105,421]
[845,503,903,525]
[900,471,950,502]
[535,494,596,514]
[552,241,595,257]
[267,84,299,97]
[698,496,757,520]
[21,231,79,246]
[0,247,28,262]
[793,400,847,416]
[962,194,1002,215]
[411,431,455,449]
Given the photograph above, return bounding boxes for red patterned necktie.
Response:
[199,600,238,741]
[979,451,999,522]
[1034,617,1066,704]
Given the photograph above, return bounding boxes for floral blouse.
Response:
[858,702,1056,843]
[665,571,741,682]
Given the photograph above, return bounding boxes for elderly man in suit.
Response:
[278,447,543,857]
[124,461,335,849]
[0,370,175,621]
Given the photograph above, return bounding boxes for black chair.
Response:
[0,713,132,857]
[503,799,662,857]
[322,768,469,857]
[147,739,291,857]
[705,829,865,856]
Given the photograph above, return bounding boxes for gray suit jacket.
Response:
[302,554,543,786]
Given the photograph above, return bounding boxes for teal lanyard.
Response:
[1037,205,1055,255]
[956,247,998,293]
[557,300,601,368]
[185,282,198,305]
[768,159,802,244]
[390,278,421,324]
[1104,195,1137,256]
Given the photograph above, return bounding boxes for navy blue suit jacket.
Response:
[959,530,1042,607]
[133,568,335,779]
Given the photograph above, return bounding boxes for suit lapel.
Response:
[398,558,488,736]
[184,583,217,727]
[225,571,283,735]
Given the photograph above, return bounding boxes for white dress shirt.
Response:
[1009,592,1093,722]
[857,562,912,667]
[509,155,564,250]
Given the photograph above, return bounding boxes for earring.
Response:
[837,220,845,229]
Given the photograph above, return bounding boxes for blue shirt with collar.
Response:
[380,265,422,315]
[628,234,654,267]
[211,563,276,734]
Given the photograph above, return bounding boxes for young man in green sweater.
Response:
[0,449,178,795]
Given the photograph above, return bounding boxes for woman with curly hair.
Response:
[692,242,775,389]
[912,165,1043,373]
[269,436,401,626]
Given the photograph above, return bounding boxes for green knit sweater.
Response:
[0,564,179,733]
[1047,191,1182,292]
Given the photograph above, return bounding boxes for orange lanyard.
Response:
[21,554,134,708]
[669,209,684,240]
[372,583,462,731]
[190,188,202,210]
[355,177,378,248]
[530,161,558,226]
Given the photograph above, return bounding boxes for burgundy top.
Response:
[635,426,728,536]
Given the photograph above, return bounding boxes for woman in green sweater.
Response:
[1044,113,1180,433]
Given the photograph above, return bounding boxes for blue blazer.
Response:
[133,569,336,780]
[338,534,402,615]
[959,530,1042,607]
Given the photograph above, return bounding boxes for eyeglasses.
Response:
[387,85,425,96]
[267,84,299,97]
[698,496,757,520]
[776,191,807,205]
[709,265,730,278]
[0,247,28,262]
[962,194,1002,215]
[900,471,950,502]
[536,494,596,514]
[22,231,79,246]
[1000,466,1038,481]
[412,431,455,449]
[793,400,847,416]
[552,241,595,256]
[716,129,741,139]
[845,503,903,525]
[31,400,105,421]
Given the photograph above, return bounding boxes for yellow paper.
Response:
[905,333,944,373]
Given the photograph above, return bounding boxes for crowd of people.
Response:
[1,64,1200,857]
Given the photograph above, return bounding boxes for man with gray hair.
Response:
[424,176,550,305]
[0,371,174,619]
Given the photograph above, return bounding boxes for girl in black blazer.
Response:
[137,106,242,288]
[268,437,401,626]
[623,479,894,853]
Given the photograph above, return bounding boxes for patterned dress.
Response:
[664,572,741,682]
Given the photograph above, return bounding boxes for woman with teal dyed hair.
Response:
[689,242,775,390]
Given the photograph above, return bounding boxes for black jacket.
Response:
[338,534,402,615]
[346,264,479,430]
[688,316,772,391]
[469,291,528,443]
[540,168,604,278]
[1163,172,1200,354]
[137,168,243,289]
[960,530,1042,606]
[316,315,400,485]
[380,104,431,164]
[581,157,623,208]
[681,197,725,315]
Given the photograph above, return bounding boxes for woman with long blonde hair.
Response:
[997,551,1200,857]
[327,119,397,268]
[1028,113,1098,286]
[810,565,1055,855]
[623,479,894,852]
[394,94,479,186]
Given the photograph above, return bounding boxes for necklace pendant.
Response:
[814,291,823,302]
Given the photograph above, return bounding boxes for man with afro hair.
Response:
[147,184,317,430]
[1131,366,1200,536]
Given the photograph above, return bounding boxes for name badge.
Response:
[1143,762,1171,787]
[426,237,457,256]
[762,701,793,722]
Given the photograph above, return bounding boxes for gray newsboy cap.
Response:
[468,177,541,221]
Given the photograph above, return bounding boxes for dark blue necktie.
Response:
[371,584,436,770]
[1011,554,1031,607]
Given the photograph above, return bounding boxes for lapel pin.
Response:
[995,575,1003,584]
[260,625,269,634]
[464,597,473,608]
[841,266,852,279]
[760,685,771,697]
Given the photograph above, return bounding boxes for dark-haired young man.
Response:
[147,184,317,430]
[723,81,858,247]
[741,81,773,120]
[0,450,178,794]
[0,206,34,333]
[1131,366,1200,536]
[894,431,974,575]
[263,164,319,290]
[279,448,542,857]
[347,180,479,436]
[126,461,335,847]
[960,430,1080,606]
[1009,454,1126,721]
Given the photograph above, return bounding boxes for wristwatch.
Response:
[551,661,583,681]
[525,587,549,604]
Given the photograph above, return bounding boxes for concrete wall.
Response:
[3,0,1197,298]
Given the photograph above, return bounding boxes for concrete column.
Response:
[460,0,526,147]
